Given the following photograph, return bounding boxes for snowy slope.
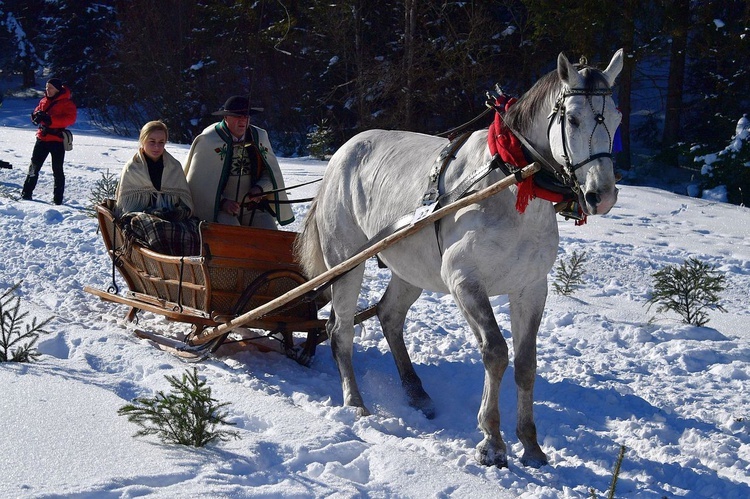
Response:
[0,96,748,498]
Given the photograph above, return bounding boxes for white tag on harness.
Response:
[411,202,438,224]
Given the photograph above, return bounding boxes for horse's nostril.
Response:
[585,192,600,207]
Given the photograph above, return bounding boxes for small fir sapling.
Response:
[307,119,334,160]
[87,169,119,217]
[647,257,727,326]
[552,250,588,296]
[1,282,52,362]
[118,367,239,447]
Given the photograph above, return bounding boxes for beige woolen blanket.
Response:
[114,150,194,217]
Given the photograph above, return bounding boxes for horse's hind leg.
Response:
[451,280,510,468]
[378,275,435,418]
[328,264,370,416]
[509,279,549,467]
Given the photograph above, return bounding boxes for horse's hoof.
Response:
[409,393,436,419]
[475,440,508,468]
[520,450,549,468]
[355,406,371,418]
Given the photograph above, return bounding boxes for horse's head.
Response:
[548,49,623,215]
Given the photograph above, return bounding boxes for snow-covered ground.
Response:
[1,95,748,498]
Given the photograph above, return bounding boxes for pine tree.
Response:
[118,368,239,447]
[647,257,727,326]
[552,251,588,296]
[0,0,46,87]
[44,0,118,107]
[693,115,750,205]
[685,2,750,152]
[1,283,52,362]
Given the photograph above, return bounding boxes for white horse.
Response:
[295,50,623,468]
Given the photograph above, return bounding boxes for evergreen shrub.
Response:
[0,283,52,362]
[552,251,588,296]
[647,257,727,326]
[118,367,239,447]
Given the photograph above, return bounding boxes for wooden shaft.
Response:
[205,162,540,337]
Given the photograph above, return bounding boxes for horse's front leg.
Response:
[451,280,510,468]
[509,279,549,467]
[329,266,370,417]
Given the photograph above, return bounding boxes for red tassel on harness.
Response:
[515,177,566,213]
[487,96,521,164]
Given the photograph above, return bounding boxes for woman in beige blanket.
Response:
[115,120,194,218]
[114,121,200,256]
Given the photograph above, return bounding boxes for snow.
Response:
[1,95,749,498]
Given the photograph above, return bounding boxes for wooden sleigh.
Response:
[84,200,375,364]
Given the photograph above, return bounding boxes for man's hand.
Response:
[245,186,264,204]
[221,198,241,216]
[32,110,51,126]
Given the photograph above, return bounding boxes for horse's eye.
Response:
[568,116,580,128]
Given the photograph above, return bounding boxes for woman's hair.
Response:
[139,120,169,146]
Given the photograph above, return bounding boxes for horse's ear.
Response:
[602,48,624,87]
[557,52,583,88]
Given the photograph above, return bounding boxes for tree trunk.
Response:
[616,0,636,171]
[353,1,366,128]
[22,66,36,89]
[662,0,690,167]
[403,0,416,130]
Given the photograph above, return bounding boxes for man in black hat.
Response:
[183,95,293,229]
[21,77,77,204]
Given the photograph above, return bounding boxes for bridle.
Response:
[547,87,614,194]
[509,84,615,198]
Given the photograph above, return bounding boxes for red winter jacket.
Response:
[32,87,78,142]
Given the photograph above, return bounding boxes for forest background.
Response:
[1,0,748,205]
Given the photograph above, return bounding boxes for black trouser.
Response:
[22,139,66,203]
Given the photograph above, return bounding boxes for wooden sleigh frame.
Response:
[84,201,372,364]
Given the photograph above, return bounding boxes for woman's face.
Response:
[142,129,167,161]
[45,83,59,98]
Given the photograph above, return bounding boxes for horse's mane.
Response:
[504,64,610,136]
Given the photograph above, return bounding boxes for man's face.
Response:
[225,115,249,139]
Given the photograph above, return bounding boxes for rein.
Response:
[239,177,322,212]
[436,107,494,139]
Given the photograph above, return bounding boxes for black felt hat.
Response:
[211,95,263,116]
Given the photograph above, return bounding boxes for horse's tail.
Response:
[294,197,328,280]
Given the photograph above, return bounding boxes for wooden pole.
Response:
[197,162,540,341]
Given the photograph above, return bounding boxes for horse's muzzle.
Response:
[583,186,618,215]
